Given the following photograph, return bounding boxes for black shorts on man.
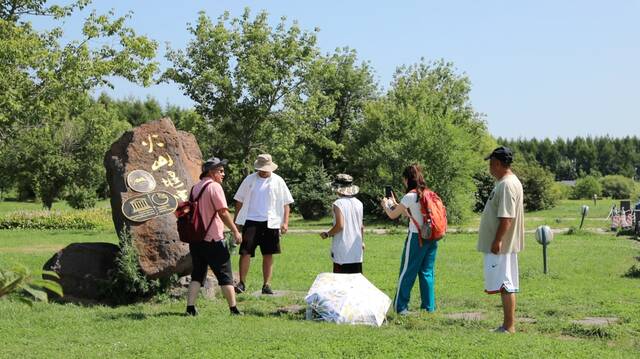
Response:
[240,220,281,257]
[189,240,233,285]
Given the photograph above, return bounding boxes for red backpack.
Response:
[407,189,448,246]
[175,181,215,244]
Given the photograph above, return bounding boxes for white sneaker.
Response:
[398,309,411,316]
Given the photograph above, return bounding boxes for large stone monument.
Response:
[104,118,203,279]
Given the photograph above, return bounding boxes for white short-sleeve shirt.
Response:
[401,191,424,233]
[234,172,294,229]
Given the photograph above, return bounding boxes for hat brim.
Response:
[200,159,228,178]
[254,162,278,172]
[484,154,492,160]
[334,185,359,196]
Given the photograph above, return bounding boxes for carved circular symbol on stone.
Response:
[127,170,157,193]
[150,192,169,206]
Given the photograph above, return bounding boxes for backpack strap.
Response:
[191,180,213,202]
[406,189,424,247]
[192,180,218,239]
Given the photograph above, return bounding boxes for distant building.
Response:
[559,180,577,187]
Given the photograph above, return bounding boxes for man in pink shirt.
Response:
[186,157,243,316]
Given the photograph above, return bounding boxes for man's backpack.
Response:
[175,180,215,244]
[407,189,448,246]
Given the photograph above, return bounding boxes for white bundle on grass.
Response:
[304,273,391,327]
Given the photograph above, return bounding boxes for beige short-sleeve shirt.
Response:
[477,174,525,254]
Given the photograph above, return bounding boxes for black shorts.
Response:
[189,240,233,285]
[333,262,363,274]
[239,220,281,257]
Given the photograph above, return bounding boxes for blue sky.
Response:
[32,1,640,139]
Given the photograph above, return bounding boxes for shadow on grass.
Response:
[98,311,186,321]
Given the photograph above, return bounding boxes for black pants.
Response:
[190,240,233,285]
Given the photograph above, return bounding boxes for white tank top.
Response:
[331,197,364,264]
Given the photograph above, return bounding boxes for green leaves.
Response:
[164,8,319,177]
[0,2,156,208]
[347,60,489,223]
[0,265,63,304]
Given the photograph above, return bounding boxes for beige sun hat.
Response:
[254,154,278,172]
[332,173,359,196]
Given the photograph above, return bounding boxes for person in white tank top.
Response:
[320,174,364,274]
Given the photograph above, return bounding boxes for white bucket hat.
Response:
[254,154,278,172]
[331,174,359,196]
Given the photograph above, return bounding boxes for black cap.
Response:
[200,156,228,179]
[484,146,514,164]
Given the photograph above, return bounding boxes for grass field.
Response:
[1,200,639,358]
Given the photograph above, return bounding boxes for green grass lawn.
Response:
[1,200,639,357]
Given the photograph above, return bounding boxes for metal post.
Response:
[543,241,548,274]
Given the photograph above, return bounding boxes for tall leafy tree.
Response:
[163,8,319,178]
[347,60,490,223]
[0,0,157,208]
[281,47,378,175]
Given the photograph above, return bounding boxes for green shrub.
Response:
[552,182,572,200]
[290,165,334,220]
[513,161,557,211]
[571,176,602,199]
[600,175,634,199]
[66,185,98,209]
[104,229,174,304]
[0,208,110,230]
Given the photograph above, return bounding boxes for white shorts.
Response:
[483,253,519,294]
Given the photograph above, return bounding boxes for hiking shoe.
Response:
[185,306,198,316]
[261,284,274,295]
[234,281,245,294]
[398,309,411,316]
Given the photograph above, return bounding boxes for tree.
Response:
[290,165,333,220]
[513,161,558,211]
[0,0,157,208]
[347,60,490,223]
[163,8,319,181]
[282,48,378,175]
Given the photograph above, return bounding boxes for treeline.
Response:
[0,2,497,223]
[500,137,640,180]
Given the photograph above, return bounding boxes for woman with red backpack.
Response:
[381,164,445,315]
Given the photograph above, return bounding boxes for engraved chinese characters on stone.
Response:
[105,117,203,279]
[160,170,188,201]
[126,169,157,193]
[122,191,178,222]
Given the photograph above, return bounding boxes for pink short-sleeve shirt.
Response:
[191,178,228,241]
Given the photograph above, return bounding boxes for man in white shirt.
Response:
[233,154,294,294]
[478,146,525,334]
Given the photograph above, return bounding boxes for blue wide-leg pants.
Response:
[394,232,439,312]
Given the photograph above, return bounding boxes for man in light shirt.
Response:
[478,146,524,333]
[233,154,294,294]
